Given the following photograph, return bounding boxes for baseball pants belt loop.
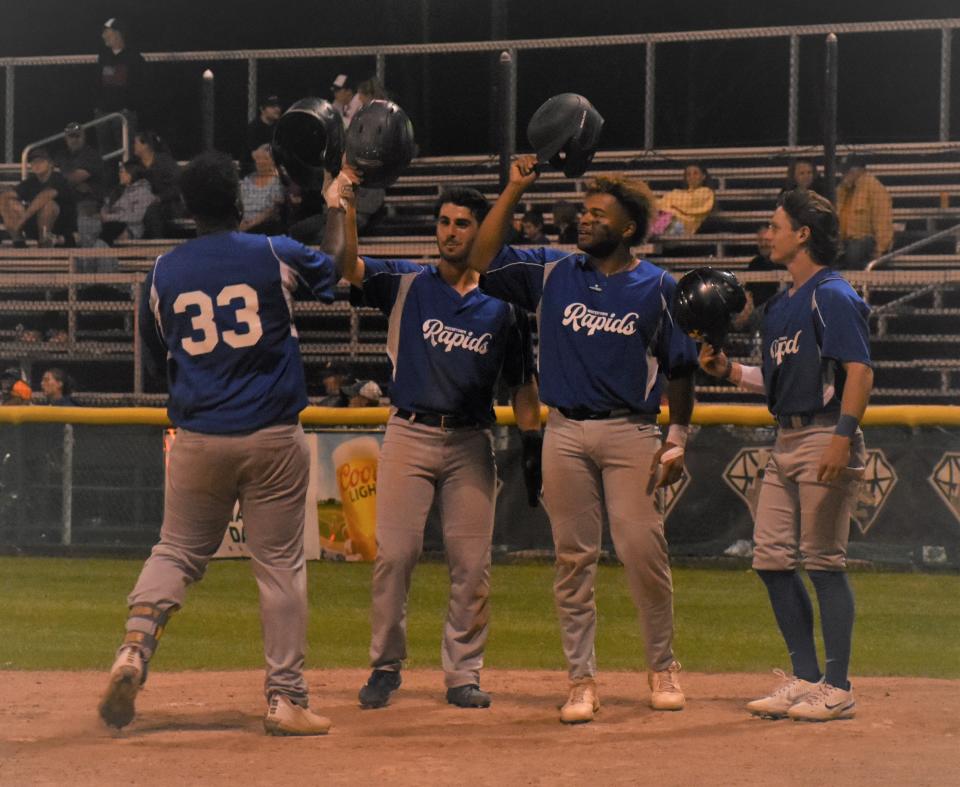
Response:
[776,413,839,429]
[557,406,654,423]
[393,408,482,430]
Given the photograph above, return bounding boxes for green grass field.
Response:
[1,557,957,678]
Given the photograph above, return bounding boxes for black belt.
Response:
[394,408,484,430]
[776,413,839,429]
[557,406,655,422]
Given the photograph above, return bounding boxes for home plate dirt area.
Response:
[1,669,957,786]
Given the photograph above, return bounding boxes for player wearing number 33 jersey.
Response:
[99,152,337,737]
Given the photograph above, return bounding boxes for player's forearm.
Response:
[323,205,364,286]
[467,183,526,274]
[666,374,694,426]
[510,379,543,432]
[726,362,766,394]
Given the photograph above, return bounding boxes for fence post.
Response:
[788,34,800,148]
[4,65,13,163]
[823,33,838,206]
[644,43,655,150]
[941,28,952,142]
[376,53,386,87]
[133,282,143,395]
[61,424,74,546]
[201,69,215,151]
[498,50,517,190]
[247,57,258,122]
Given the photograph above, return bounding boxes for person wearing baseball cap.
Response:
[242,94,284,175]
[1,367,32,406]
[57,121,105,243]
[836,154,893,270]
[343,379,383,407]
[95,17,145,162]
[1,147,76,247]
[330,74,362,127]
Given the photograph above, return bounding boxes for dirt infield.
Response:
[1,669,958,786]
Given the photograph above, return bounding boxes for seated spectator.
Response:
[57,122,105,246]
[331,74,362,128]
[520,209,549,243]
[241,94,283,176]
[655,162,715,235]
[317,362,352,407]
[40,367,79,406]
[1,367,32,405]
[134,131,184,238]
[782,157,827,198]
[99,160,155,243]
[240,144,286,235]
[836,155,894,269]
[0,148,77,247]
[732,226,785,332]
[343,379,383,407]
[551,200,579,243]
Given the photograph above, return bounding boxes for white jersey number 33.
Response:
[173,284,264,356]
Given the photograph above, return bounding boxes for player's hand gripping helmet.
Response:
[673,268,747,350]
[526,93,604,178]
[271,97,344,190]
[345,100,416,188]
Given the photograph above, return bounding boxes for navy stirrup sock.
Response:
[756,569,821,683]
[808,570,855,690]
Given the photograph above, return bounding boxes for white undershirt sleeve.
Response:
[737,364,766,393]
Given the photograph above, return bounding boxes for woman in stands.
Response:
[239,144,286,235]
[656,162,716,235]
[783,158,827,198]
[133,131,184,237]
[99,160,154,244]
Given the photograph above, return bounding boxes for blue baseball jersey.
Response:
[761,268,872,416]
[140,231,337,433]
[359,258,534,425]
[480,246,698,412]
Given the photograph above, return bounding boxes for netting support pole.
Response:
[133,283,143,395]
[375,53,386,87]
[498,50,516,190]
[941,28,952,142]
[4,66,13,164]
[644,43,656,150]
[61,424,74,546]
[788,35,799,148]
[247,58,257,122]
[201,70,215,151]
[823,33,838,207]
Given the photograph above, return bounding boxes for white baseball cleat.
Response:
[263,694,332,736]
[649,660,685,710]
[98,645,144,729]
[746,669,821,719]
[559,678,600,724]
[787,682,856,722]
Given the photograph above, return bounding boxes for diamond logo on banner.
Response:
[656,470,690,517]
[852,450,896,535]
[723,447,771,518]
[929,452,960,527]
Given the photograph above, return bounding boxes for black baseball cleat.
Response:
[358,669,402,709]
[446,684,491,708]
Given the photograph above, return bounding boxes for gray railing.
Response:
[20,112,128,180]
[866,221,960,271]
[3,18,958,163]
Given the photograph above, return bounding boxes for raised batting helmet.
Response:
[526,93,604,178]
[271,97,344,190]
[673,268,747,349]
[345,100,416,188]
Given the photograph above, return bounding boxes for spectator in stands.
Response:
[0,148,76,248]
[344,380,383,407]
[317,362,352,407]
[95,18,145,160]
[134,131,184,238]
[357,77,388,108]
[240,144,286,235]
[732,226,785,331]
[99,159,155,243]
[656,162,716,235]
[782,158,827,199]
[1,367,32,406]
[40,368,79,406]
[331,74,362,127]
[520,209,549,244]
[57,122,105,246]
[241,94,283,176]
[836,155,894,269]
[551,201,579,243]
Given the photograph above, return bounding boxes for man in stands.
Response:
[331,74,362,128]
[57,122,105,246]
[837,155,893,269]
[95,18,146,161]
[1,148,76,247]
[241,95,283,176]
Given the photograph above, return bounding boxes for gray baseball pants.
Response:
[127,423,311,703]
[753,425,866,571]
[542,410,676,679]
[368,415,496,688]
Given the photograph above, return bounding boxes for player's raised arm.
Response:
[699,343,766,393]
[322,166,365,286]
[466,155,539,274]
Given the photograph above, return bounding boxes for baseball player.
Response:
[98,151,338,736]
[325,169,541,709]
[466,157,698,724]
[699,188,872,722]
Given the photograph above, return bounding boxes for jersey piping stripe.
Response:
[386,272,419,381]
[267,237,302,338]
[536,260,561,377]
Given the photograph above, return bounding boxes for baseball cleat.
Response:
[787,682,855,722]
[358,669,402,709]
[98,646,144,729]
[559,678,599,724]
[648,659,685,710]
[446,684,491,708]
[263,694,332,736]
[746,669,821,719]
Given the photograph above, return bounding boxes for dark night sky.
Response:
[2,0,958,158]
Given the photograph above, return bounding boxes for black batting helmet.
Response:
[526,93,604,178]
[673,268,747,349]
[271,97,344,191]
[345,100,416,188]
